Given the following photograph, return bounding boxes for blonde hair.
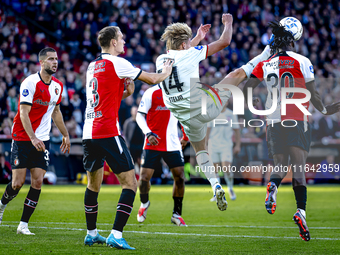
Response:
[161,23,192,50]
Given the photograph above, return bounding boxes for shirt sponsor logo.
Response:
[155,106,168,111]
[34,99,57,106]
[22,89,29,97]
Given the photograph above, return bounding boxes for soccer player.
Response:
[136,85,188,226]
[243,20,340,241]
[82,26,173,249]
[0,47,71,235]
[156,13,271,211]
[206,103,241,201]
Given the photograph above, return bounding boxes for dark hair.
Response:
[268,21,294,55]
[98,26,120,49]
[38,47,56,61]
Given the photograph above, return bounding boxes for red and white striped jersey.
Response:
[12,73,63,141]
[138,85,181,152]
[252,51,314,123]
[83,53,142,139]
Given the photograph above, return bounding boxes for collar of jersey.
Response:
[38,72,51,85]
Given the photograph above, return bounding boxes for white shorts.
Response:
[180,90,231,142]
[209,148,233,164]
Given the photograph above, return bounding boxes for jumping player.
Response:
[82,26,173,249]
[243,20,340,241]
[0,47,71,235]
[136,85,188,226]
[156,13,271,211]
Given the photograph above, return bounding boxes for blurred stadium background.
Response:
[0,0,339,185]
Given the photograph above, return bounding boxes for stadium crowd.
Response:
[0,0,340,159]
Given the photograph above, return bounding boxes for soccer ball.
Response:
[279,17,303,41]
[43,171,57,185]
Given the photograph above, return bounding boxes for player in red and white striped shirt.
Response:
[82,26,173,249]
[243,20,340,241]
[136,85,188,226]
[0,48,70,235]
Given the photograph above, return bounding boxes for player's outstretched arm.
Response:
[218,68,247,87]
[52,105,71,154]
[206,13,233,57]
[191,24,211,47]
[138,59,173,85]
[243,76,262,105]
[306,80,340,115]
[122,78,135,100]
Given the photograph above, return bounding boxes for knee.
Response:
[31,178,43,189]
[173,169,185,184]
[12,180,24,190]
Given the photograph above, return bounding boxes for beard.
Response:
[45,67,56,75]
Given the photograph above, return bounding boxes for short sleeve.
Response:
[19,78,35,105]
[300,57,315,83]
[138,88,153,114]
[186,45,209,66]
[56,83,64,105]
[115,57,142,80]
[232,114,239,129]
[251,62,264,80]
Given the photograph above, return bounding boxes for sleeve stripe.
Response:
[134,69,142,81]
[205,45,209,59]
[138,111,147,115]
[20,102,32,106]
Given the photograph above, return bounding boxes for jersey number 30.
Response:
[89,77,99,107]
[158,66,183,95]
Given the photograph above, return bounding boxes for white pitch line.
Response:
[1,224,339,241]
[2,221,340,230]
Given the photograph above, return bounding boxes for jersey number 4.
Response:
[158,66,183,95]
[89,77,99,107]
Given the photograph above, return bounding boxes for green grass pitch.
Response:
[0,185,339,254]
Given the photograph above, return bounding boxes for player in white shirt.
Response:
[156,13,271,211]
[206,103,241,201]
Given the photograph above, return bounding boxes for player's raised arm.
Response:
[138,59,174,85]
[191,24,211,47]
[206,13,233,57]
[306,80,340,115]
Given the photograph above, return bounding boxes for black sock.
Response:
[173,197,183,215]
[113,189,135,232]
[269,174,283,188]
[293,185,307,211]
[1,182,20,205]
[84,188,98,230]
[21,187,41,223]
[140,193,149,204]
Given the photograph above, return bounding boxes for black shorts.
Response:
[83,136,134,174]
[11,140,50,171]
[267,120,311,158]
[141,150,184,169]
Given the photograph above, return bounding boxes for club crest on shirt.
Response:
[14,158,20,166]
[55,87,59,95]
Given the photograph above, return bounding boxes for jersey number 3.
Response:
[89,77,99,107]
[158,66,183,95]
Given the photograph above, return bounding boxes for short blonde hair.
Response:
[161,23,192,50]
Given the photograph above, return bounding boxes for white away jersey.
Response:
[138,85,181,151]
[83,53,141,139]
[207,108,239,151]
[155,45,209,122]
[12,73,63,141]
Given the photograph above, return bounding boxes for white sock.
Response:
[0,200,6,209]
[298,208,306,218]
[111,229,122,239]
[19,221,28,228]
[224,172,234,190]
[241,45,271,78]
[87,229,97,237]
[141,201,150,208]
[196,151,219,189]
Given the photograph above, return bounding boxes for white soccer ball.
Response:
[279,17,303,41]
[43,171,57,185]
